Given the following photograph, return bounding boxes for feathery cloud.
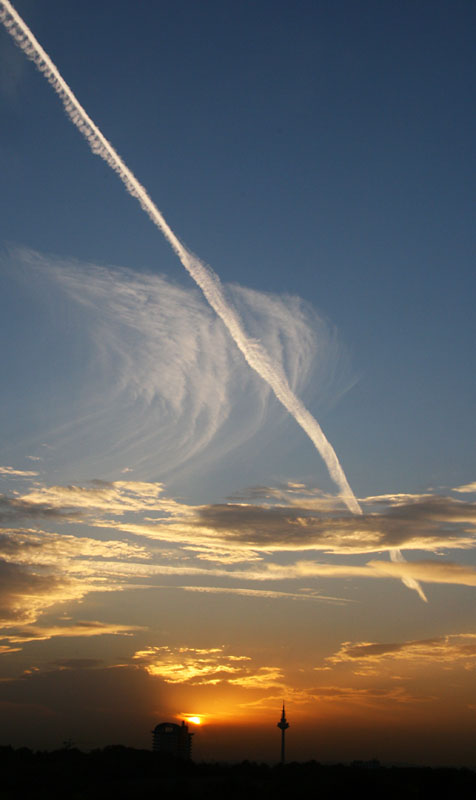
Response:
[6,248,345,485]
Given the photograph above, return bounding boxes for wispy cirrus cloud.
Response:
[6,248,346,484]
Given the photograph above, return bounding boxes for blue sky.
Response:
[0,0,475,762]
[2,0,474,499]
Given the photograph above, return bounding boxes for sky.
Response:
[0,0,475,766]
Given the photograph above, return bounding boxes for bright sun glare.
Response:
[186,716,202,725]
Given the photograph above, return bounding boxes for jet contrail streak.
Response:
[0,0,364,515]
[390,549,428,603]
[1,1,429,599]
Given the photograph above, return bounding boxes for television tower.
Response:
[277,702,289,764]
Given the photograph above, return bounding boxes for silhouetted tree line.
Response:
[0,745,475,798]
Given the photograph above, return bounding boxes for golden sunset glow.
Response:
[0,0,475,773]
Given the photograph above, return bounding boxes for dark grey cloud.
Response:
[0,560,68,624]
[326,634,476,665]
[193,495,476,553]
[0,494,79,524]
[0,532,43,557]
[335,639,441,660]
[0,559,100,632]
[0,665,170,750]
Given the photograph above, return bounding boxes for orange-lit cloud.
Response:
[133,645,251,684]
[190,494,476,553]
[261,557,476,589]
[132,644,284,690]
[0,466,39,477]
[20,480,187,517]
[0,494,76,524]
[3,619,142,644]
[367,559,476,587]
[453,482,476,494]
[239,684,422,711]
[5,479,476,560]
[83,485,476,561]
[228,667,284,688]
[0,529,149,564]
[326,633,476,667]
[0,560,92,628]
[177,585,351,604]
[0,475,474,646]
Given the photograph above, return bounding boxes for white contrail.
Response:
[1,1,429,600]
[390,549,428,602]
[0,0,362,515]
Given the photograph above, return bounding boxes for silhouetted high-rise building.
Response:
[152,721,193,760]
[277,703,289,764]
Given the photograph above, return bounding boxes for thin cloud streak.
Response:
[326,633,476,666]
[0,1,360,514]
[0,466,38,477]
[3,620,143,644]
[367,559,476,588]
[177,585,352,604]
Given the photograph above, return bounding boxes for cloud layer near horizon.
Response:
[0,475,475,757]
[0,475,475,643]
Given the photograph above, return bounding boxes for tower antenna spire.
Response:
[277,701,290,764]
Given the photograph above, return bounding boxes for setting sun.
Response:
[186,716,202,725]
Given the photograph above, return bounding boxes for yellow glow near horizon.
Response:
[186,716,202,725]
